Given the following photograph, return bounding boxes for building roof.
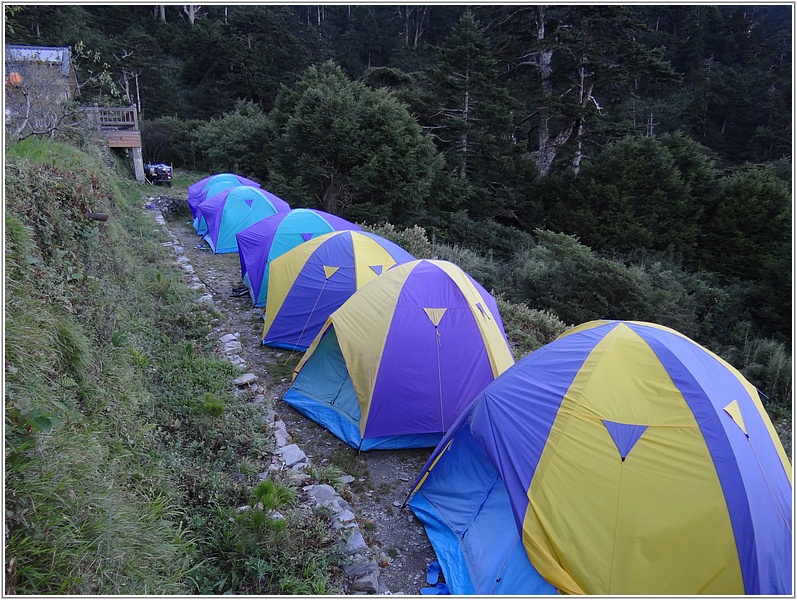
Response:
[6,45,73,77]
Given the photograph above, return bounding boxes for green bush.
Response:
[442,210,535,259]
[191,101,270,179]
[432,242,505,293]
[544,135,703,263]
[140,116,205,169]
[361,222,434,258]
[625,253,747,343]
[719,325,793,416]
[265,61,444,227]
[494,294,570,358]
[698,165,792,340]
[507,230,648,326]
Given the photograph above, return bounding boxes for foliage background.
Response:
[3,5,792,592]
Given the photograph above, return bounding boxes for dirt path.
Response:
[158,200,437,595]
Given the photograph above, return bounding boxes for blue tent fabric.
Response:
[261,231,415,351]
[407,320,792,595]
[199,186,290,253]
[188,173,260,223]
[408,426,557,595]
[280,259,514,450]
[282,328,363,448]
[283,328,444,450]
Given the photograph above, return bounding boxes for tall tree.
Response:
[423,11,536,223]
[635,5,791,164]
[429,11,497,180]
[698,165,791,339]
[699,166,791,284]
[107,25,160,113]
[183,5,200,26]
[265,61,444,227]
[484,5,677,178]
[171,6,316,118]
[395,5,429,50]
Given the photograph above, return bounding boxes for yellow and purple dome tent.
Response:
[235,208,360,307]
[198,186,290,254]
[406,320,792,595]
[261,230,414,351]
[187,173,260,222]
[284,259,515,450]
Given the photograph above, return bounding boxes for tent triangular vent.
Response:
[603,421,648,461]
[424,308,447,327]
[301,232,314,242]
[723,400,748,437]
[323,266,340,279]
[244,199,254,207]
[370,265,384,275]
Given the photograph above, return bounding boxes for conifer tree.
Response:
[425,11,536,223]
[265,61,444,228]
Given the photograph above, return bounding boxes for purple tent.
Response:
[236,208,361,307]
[198,186,290,253]
[283,259,515,450]
[187,173,260,221]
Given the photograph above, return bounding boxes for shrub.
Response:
[545,135,702,262]
[361,222,434,258]
[140,116,205,169]
[191,101,270,179]
[432,242,505,292]
[507,230,649,326]
[719,324,793,416]
[442,210,535,259]
[265,61,444,227]
[494,294,570,358]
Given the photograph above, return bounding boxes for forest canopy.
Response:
[5,4,792,353]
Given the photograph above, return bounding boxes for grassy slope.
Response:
[4,139,342,594]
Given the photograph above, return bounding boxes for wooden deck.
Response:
[84,104,141,148]
[104,130,142,147]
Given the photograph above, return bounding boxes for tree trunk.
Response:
[156,5,166,22]
[571,60,596,174]
[572,120,585,174]
[460,83,470,180]
[183,5,199,26]
[121,71,131,103]
[525,7,575,178]
[413,6,427,50]
[134,72,142,115]
[397,6,410,46]
[530,46,560,178]
[397,6,425,49]
[321,178,339,215]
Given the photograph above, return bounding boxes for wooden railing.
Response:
[83,104,138,130]
[83,104,141,149]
